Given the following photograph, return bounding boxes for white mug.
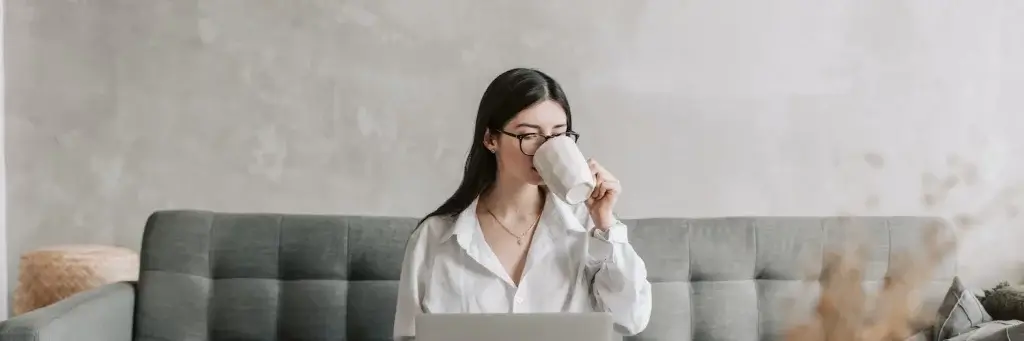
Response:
[533,136,595,205]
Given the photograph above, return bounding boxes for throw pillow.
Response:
[980,281,1024,321]
[934,276,993,340]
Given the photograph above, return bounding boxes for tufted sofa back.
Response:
[133,211,954,341]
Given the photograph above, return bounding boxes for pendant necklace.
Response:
[486,209,540,245]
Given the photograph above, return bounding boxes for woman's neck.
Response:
[481,174,544,220]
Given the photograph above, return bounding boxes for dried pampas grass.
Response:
[784,223,954,341]
[784,155,1021,341]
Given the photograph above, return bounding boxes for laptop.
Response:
[415,312,618,341]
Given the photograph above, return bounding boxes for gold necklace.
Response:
[485,209,540,245]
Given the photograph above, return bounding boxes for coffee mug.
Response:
[533,136,595,205]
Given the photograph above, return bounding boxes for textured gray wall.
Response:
[5,0,1024,300]
[1,0,8,319]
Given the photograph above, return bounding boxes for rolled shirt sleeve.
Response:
[586,220,653,336]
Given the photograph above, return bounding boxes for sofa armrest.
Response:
[0,282,136,341]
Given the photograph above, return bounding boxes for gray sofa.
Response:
[0,210,956,340]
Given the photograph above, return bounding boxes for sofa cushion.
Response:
[631,217,955,340]
[944,320,1023,341]
[133,211,418,341]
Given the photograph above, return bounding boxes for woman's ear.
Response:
[482,130,498,153]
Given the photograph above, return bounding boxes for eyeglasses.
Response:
[496,130,580,156]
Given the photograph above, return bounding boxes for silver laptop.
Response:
[415,312,618,341]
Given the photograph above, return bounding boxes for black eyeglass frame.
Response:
[495,130,580,156]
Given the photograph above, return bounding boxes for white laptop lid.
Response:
[415,312,617,341]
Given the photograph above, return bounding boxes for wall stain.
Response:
[862,153,885,169]
[248,125,288,181]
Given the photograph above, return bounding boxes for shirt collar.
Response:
[438,190,587,244]
[438,197,480,244]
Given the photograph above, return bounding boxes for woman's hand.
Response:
[585,158,621,230]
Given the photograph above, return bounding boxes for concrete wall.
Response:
[5,0,1024,299]
[1,0,8,319]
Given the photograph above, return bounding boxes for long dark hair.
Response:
[419,68,572,226]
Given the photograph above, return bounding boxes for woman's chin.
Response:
[522,167,543,185]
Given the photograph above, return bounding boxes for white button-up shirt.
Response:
[392,192,653,339]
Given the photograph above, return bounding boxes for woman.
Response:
[393,68,652,339]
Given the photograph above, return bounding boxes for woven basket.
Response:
[13,244,140,315]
